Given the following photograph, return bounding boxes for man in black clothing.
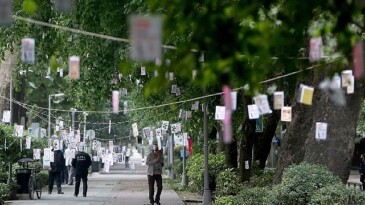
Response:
[72,144,92,197]
[48,149,65,194]
[360,154,365,191]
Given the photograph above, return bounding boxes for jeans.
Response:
[48,171,62,193]
[74,174,88,196]
[148,174,163,203]
[67,165,74,184]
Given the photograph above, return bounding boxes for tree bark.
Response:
[274,68,364,184]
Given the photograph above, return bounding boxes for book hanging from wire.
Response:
[341,70,354,94]
[176,87,181,96]
[112,90,119,113]
[281,106,292,122]
[186,111,192,120]
[215,106,225,120]
[298,84,314,105]
[179,109,186,119]
[161,121,169,131]
[231,91,237,111]
[132,123,138,137]
[247,104,260,120]
[309,37,323,62]
[171,85,177,93]
[0,0,12,26]
[315,122,328,140]
[21,38,35,63]
[143,127,151,138]
[123,101,128,114]
[33,149,41,160]
[253,94,272,115]
[2,110,10,123]
[273,91,284,110]
[120,88,128,96]
[141,66,146,75]
[69,56,80,80]
[191,101,199,111]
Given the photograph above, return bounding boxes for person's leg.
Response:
[155,174,163,204]
[67,166,74,185]
[56,172,63,194]
[48,172,55,194]
[148,175,155,204]
[74,175,81,196]
[361,174,365,190]
[82,174,88,197]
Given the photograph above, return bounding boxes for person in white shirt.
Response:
[64,145,75,185]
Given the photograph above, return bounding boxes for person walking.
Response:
[72,143,92,197]
[360,154,365,191]
[48,148,65,194]
[64,145,75,185]
[146,143,164,205]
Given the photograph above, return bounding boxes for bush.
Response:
[186,153,227,193]
[0,173,7,184]
[249,170,274,187]
[173,159,183,178]
[234,186,277,205]
[215,195,235,205]
[273,162,342,205]
[37,171,49,186]
[215,168,242,197]
[0,183,10,204]
[309,183,365,205]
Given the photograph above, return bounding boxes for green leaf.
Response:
[22,0,38,15]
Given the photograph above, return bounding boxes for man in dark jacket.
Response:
[48,149,65,194]
[146,143,164,205]
[360,154,365,191]
[72,144,92,197]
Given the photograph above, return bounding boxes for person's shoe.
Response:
[155,202,161,205]
[74,194,78,197]
[58,191,64,194]
[68,183,73,185]
[48,191,51,194]
[83,194,86,197]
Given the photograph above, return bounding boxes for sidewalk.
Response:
[5,150,185,205]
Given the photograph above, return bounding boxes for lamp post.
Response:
[202,102,212,204]
[48,93,65,138]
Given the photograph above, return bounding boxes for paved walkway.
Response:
[5,150,185,205]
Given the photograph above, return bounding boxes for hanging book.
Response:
[176,87,181,96]
[281,106,292,122]
[347,75,355,94]
[0,0,12,26]
[155,128,162,138]
[143,127,150,138]
[141,66,146,75]
[353,40,364,79]
[169,72,174,81]
[315,122,328,140]
[191,101,199,111]
[215,106,226,120]
[54,0,72,12]
[21,38,35,63]
[132,123,138,137]
[157,136,162,150]
[2,110,10,123]
[273,91,284,110]
[130,15,162,62]
[112,91,119,113]
[171,85,177,93]
[179,109,186,119]
[186,111,192,119]
[254,95,272,115]
[192,70,197,80]
[341,70,353,88]
[171,123,177,134]
[154,70,159,77]
[161,121,169,131]
[309,37,323,62]
[298,84,314,105]
[69,56,80,80]
[247,104,260,120]
[25,136,31,149]
[123,101,128,114]
[33,149,41,160]
[231,91,237,111]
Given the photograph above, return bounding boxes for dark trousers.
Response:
[75,174,88,196]
[48,171,62,193]
[148,174,163,203]
[361,174,365,190]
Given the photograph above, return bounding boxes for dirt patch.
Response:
[176,191,202,202]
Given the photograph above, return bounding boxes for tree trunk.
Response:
[254,112,280,169]
[225,138,238,168]
[274,68,364,184]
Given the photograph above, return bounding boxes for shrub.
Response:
[273,162,342,205]
[186,153,227,193]
[309,183,365,205]
[215,195,235,205]
[215,168,242,197]
[37,171,49,187]
[234,186,277,205]
[249,170,274,187]
[173,159,183,178]
[0,173,7,184]
[0,183,10,204]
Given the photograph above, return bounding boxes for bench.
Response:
[347,181,362,190]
